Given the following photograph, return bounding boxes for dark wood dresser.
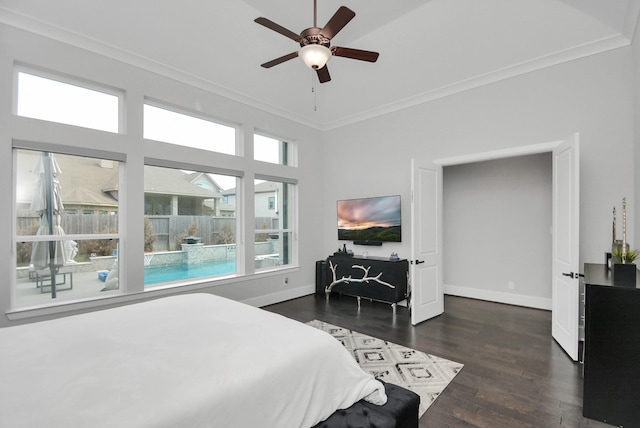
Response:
[582,263,640,426]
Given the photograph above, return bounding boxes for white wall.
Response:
[0,25,325,327]
[323,45,635,308]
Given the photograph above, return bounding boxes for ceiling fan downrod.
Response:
[313,0,317,27]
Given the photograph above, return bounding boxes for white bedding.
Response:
[0,294,386,428]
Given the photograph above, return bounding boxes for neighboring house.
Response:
[142,167,222,216]
[15,151,224,218]
[15,151,119,216]
[223,181,279,227]
[185,172,234,217]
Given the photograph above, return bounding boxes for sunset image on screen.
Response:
[337,195,401,242]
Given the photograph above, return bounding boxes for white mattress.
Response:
[0,294,386,428]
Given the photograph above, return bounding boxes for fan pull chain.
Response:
[312,71,317,112]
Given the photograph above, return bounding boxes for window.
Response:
[254,179,295,270]
[11,67,300,312]
[17,71,119,133]
[143,165,238,286]
[254,134,290,165]
[144,104,236,155]
[14,148,121,307]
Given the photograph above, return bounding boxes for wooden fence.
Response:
[17,214,278,252]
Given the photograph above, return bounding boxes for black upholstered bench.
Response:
[312,381,420,428]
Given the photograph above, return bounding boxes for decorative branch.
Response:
[326,260,396,294]
[612,206,616,244]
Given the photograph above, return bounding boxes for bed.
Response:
[0,293,391,428]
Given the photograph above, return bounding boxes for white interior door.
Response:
[410,159,444,325]
[551,133,580,361]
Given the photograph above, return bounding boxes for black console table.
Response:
[317,255,409,312]
[582,263,640,426]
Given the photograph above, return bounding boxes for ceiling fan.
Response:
[254,0,379,83]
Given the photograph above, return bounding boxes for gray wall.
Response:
[443,154,552,307]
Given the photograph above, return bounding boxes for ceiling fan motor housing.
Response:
[300,27,331,48]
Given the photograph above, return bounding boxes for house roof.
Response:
[144,167,222,198]
[16,151,119,208]
[1,1,638,130]
[16,151,221,209]
[185,172,224,193]
[222,180,279,196]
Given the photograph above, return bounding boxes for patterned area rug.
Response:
[307,320,463,417]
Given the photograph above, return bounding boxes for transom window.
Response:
[254,134,290,165]
[16,71,120,133]
[144,104,236,155]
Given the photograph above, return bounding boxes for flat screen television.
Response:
[337,195,401,243]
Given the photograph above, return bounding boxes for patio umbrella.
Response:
[30,152,69,298]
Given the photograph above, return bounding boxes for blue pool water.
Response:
[144,259,236,284]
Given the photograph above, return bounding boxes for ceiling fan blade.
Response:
[255,17,302,42]
[332,46,379,63]
[261,52,299,68]
[319,6,355,40]
[316,65,331,83]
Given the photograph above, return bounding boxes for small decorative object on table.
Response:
[611,198,638,286]
[389,252,399,260]
[333,243,353,257]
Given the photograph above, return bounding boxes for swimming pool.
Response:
[144,259,236,284]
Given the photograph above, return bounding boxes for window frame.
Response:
[253,132,295,167]
[12,143,125,306]
[14,66,124,134]
[143,101,240,156]
[142,158,245,286]
[7,64,301,318]
[253,175,298,271]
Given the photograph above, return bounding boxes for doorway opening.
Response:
[443,152,552,309]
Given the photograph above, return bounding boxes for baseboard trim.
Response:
[444,284,551,310]
[244,284,315,308]
[244,283,552,311]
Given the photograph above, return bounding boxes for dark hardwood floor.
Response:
[264,294,613,428]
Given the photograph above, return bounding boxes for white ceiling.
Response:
[1,0,639,130]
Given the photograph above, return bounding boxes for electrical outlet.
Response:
[508,281,515,290]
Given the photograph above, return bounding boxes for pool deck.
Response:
[15,269,116,307]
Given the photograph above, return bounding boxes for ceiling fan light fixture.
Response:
[298,44,332,69]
